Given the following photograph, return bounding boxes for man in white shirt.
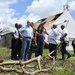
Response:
[60,25,71,60]
[48,24,60,59]
[11,23,19,60]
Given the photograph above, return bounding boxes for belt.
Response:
[23,36,31,39]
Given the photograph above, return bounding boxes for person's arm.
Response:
[42,32,45,40]
[31,28,34,39]
[43,28,49,35]
[18,30,24,40]
[34,31,38,45]
[63,29,68,37]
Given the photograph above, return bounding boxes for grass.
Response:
[43,49,50,56]
[0,46,74,60]
[0,47,11,55]
[0,46,11,61]
[0,47,75,75]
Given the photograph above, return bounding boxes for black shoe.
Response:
[67,55,71,59]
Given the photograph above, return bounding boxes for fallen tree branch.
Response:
[0,56,43,74]
[0,56,42,66]
[0,55,56,75]
[0,66,23,74]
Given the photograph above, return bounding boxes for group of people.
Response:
[11,20,45,61]
[48,24,71,60]
[11,20,72,61]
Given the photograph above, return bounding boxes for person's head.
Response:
[61,25,65,30]
[27,20,31,26]
[37,25,43,33]
[30,22,34,28]
[18,24,22,29]
[52,24,57,29]
[15,23,18,29]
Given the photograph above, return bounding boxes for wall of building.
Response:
[0,34,12,48]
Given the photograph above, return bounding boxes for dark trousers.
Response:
[61,42,71,59]
[49,43,57,58]
[35,44,44,57]
[18,39,22,59]
[11,38,20,60]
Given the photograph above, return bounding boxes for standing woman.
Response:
[35,25,45,57]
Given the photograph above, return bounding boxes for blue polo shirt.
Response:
[19,25,33,38]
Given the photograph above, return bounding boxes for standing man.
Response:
[28,22,36,59]
[11,23,19,60]
[19,20,33,61]
[60,25,71,60]
[48,25,60,60]
[72,39,75,55]
[17,24,22,59]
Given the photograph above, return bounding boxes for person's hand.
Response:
[14,38,17,40]
[60,37,64,41]
[35,43,37,46]
[20,38,23,41]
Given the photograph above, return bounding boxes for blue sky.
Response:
[70,11,75,20]
[9,0,33,18]
[0,0,75,28]
[9,0,75,20]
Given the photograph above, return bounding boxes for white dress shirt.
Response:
[12,28,19,39]
[48,28,60,45]
[61,28,69,42]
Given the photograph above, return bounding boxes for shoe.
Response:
[67,55,71,59]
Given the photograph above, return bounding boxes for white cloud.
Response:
[26,13,41,22]
[0,0,75,30]
[69,0,75,10]
[0,0,18,28]
[26,0,68,18]
[12,13,41,26]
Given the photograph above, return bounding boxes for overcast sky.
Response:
[0,0,75,28]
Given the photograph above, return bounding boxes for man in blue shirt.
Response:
[19,20,33,61]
